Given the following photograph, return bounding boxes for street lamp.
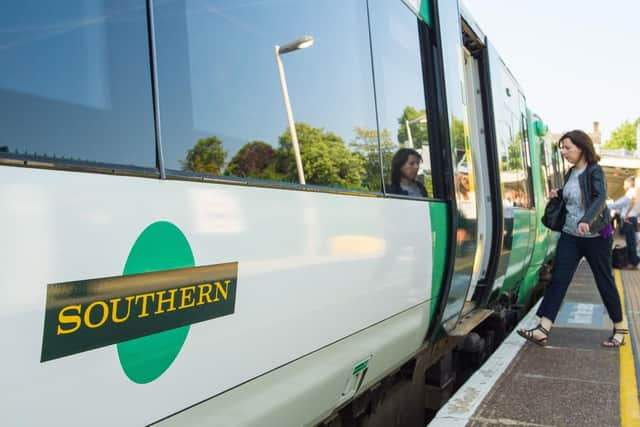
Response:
[636,122,640,157]
[274,35,314,185]
[405,114,427,148]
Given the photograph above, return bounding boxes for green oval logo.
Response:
[117,221,195,384]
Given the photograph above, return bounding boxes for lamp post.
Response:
[274,35,314,185]
[404,114,427,148]
[636,122,640,158]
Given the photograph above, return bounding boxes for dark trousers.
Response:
[623,216,640,266]
[537,232,623,323]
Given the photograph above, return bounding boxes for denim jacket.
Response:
[563,163,610,233]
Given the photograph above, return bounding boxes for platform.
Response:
[430,261,640,427]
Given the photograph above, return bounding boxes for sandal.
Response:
[517,324,550,347]
[601,328,628,348]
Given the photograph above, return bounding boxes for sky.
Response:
[462,0,640,142]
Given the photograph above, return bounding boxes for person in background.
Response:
[517,130,626,348]
[388,148,428,198]
[608,176,634,234]
[620,176,640,269]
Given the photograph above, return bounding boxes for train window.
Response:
[369,0,433,198]
[497,117,529,209]
[495,73,530,209]
[153,0,381,193]
[539,140,551,196]
[552,143,563,188]
[518,108,533,207]
[541,137,561,194]
[0,1,157,168]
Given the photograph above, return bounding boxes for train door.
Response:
[461,42,493,309]
[433,0,483,331]
[485,42,537,299]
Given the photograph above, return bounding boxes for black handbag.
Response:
[612,245,629,269]
[542,195,566,231]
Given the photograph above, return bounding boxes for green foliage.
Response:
[452,118,465,150]
[279,123,365,189]
[506,139,524,171]
[423,174,433,195]
[397,106,428,149]
[499,132,524,172]
[350,127,396,191]
[226,141,287,181]
[602,118,640,151]
[181,136,227,175]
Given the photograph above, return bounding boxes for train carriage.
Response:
[0,0,563,425]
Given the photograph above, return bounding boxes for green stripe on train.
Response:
[429,202,448,321]
[501,210,534,292]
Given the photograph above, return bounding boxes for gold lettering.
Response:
[57,304,82,335]
[197,283,213,305]
[135,292,156,318]
[84,301,109,329]
[155,289,178,314]
[178,286,196,309]
[110,296,134,323]
[213,280,231,302]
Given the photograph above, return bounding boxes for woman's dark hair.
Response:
[390,148,422,185]
[559,130,600,164]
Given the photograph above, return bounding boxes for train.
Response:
[0,1,564,426]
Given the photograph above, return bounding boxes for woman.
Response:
[518,130,627,347]
[388,148,428,197]
[620,176,640,269]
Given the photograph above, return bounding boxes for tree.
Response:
[506,140,524,171]
[397,106,428,149]
[225,141,286,181]
[181,136,227,175]
[350,127,396,191]
[499,132,524,172]
[602,118,640,151]
[278,123,365,189]
[452,117,466,155]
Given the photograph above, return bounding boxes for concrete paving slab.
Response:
[554,303,609,330]
[545,327,616,350]
[514,344,618,383]
[472,375,618,427]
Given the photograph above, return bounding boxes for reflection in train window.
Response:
[0,1,156,168]
[496,82,530,209]
[369,0,432,198]
[153,0,381,193]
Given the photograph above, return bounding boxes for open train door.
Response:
[459,15,497,312]
[485,40,537,303]
[431,0,493,334]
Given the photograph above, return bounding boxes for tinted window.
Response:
[518,96,533,207]
[496,72,529,209]
[551,142,563,188]
[540,137,552,196]
[497,119,527,208]
[0,1,156,168]
[369,0,432,198]
[154,0,380,192]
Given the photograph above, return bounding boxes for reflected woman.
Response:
[388,148,428,197]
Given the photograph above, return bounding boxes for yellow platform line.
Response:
[615,269,640,426]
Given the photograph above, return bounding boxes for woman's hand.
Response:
[549,188,559,199]
[577,222,590,235]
